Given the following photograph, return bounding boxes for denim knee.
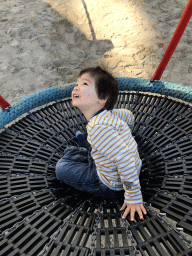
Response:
[55,159,65,181]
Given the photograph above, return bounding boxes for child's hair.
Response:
[78,66,119,110]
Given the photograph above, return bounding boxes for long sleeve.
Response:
[89,124,142,204]
[112,109,135,132]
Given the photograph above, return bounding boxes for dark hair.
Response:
[78,66,119,110]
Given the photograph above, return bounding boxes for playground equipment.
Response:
[0,1,192,255]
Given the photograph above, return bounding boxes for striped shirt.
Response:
[87,109,142,204]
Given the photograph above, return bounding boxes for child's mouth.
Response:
[73,94,80,98]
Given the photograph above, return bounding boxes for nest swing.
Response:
[0,1,192,255]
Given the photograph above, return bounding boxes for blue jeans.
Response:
[55,146,123,199]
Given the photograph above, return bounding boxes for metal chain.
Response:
[38,198,90,256]
[0,196,64,238]
[88,201,103,256]
[0,172,56,179]
[0,187,60,205]
[116,201,142,256]
[88,200,143,256]
[0,187,64,238]
[146,202,192,248]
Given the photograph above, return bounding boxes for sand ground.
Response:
[0,0,192,105]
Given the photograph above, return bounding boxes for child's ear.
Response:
[98,96,108,104]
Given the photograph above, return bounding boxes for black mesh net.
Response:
[0,91,192,256]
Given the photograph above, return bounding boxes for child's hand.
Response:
[120,202,147,221]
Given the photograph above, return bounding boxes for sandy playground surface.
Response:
[0,0,192,105]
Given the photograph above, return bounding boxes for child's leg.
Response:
[56,146,95,188]
[55,146,123,199]
[76,131,90,149]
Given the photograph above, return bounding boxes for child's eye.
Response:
[83,82,88,85]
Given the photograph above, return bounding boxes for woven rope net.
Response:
[0,89,192,256]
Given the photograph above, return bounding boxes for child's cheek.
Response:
[85,91,91,98]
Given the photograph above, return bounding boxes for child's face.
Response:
[71,73,101,111]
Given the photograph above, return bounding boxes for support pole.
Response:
[152,0,192,80]
[0,95,11,109]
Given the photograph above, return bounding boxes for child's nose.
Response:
[74,83,79,88]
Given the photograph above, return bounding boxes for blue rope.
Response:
[118,78,192,102]
[0,78,192,129]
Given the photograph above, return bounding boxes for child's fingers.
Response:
[130,207,136,221]
[121,203,147,220]
[120,202,127,211]
[135,206,144,220]
[135,204,147,220]
[141,204,147,215]
[122,205,130,219]
[139,203,147,215]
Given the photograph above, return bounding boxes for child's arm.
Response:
[112,109,135,132]
[89,124,147,220]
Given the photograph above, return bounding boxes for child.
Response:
[56,66,147,220]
